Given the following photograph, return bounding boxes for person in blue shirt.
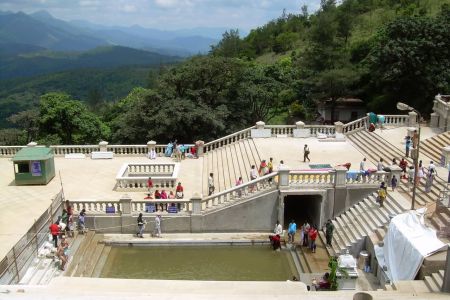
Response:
[288,220,297,243]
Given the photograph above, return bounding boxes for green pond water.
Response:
[100,246,297,281]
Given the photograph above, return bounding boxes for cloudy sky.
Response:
[0,0,321,30]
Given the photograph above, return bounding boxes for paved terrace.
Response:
[0,125,447,261]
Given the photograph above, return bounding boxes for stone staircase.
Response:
[319,192,407,257]
[203,138,262,195]
[347,130,447,207]
[66,231,110,278]
[420,131,450,165]
[384,270,445,293]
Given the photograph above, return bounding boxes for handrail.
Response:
[203,126,255,150]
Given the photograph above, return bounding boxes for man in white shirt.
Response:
[360,158,366,171]
[274,220,283,235]
[277,160,285,170]
[208,173,215,196]
[428,161,436,175]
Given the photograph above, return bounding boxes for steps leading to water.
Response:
[319,192,407,257]
[203,139,262,195]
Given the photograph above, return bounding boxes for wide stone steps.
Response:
[421,131,450,164]
[203,139,261,195]
[66,231,95,277]
[384,270,445,293]
[321,193,406,257]
[73,234,103,277]
[348,130,447,206]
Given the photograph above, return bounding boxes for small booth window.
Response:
[16,163,30,173]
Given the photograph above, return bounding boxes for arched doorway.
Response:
[283,194,322,228]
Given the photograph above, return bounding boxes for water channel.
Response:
[100,245,297,281]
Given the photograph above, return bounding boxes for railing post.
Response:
[251,121,271,138]
[147,140,156,158]
[430,112,439,128]
[334,166,347,188]
[443,245,450,292]
[293,121,310,138]
[278,169,290,188]
[387,165,402,187]
[441,146,450,167]
[334,121,345,139]
[119,194,132,234]
[408,111,418,127]
[190,193,202,233]
[99,140,108,152]
[196,140,204,157]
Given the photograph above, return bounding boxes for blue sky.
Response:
[0,0,321,30]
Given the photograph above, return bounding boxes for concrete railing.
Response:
[265,125,336,137]
[265,125,295,136]
[51,145,100,156]
[71,200,121,214]
[131,199,191,214]
[384,115,409,126]
[345,171,389,184]
[289,170,335,186]
[115,163,180,192]
[343,116,369,134]
[0,146,26,157]
[203,126,254,152]
[200,172,279,210]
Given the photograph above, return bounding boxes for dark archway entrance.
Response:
[283,195,322,228]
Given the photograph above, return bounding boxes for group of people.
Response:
[269,219,329,254]
[164,140,198,161]
[145,178,184,199]
[48,200,87,271]
[137,213,162,238]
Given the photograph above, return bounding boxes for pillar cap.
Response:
[99,140,109,146]
[256,121,265,126]
[195,140,204,146]
[27,141,37,147]
[147,140,156,145]
[295,121,305,126]
[120,194,132,200]
[334,121,344,126]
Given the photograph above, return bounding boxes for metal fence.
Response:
[0,190,64,284]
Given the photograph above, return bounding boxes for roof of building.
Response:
[12,147,54,161]
[317,97,364,108]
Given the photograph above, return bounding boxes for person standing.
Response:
[274,220,283,236]
[153,215,162,238]
[405,136,411,158]
[137,213,145,238]
[359,158,366,172]
[302,221,310,247]
[391,175,398,191]
[277,160,285,170]
[412,130,419,149]
[378,182,387,208]
[176,182,184,198]
[399,158,408,179]
[259,160,268,176]
[208,173,215,196]
[249,165,258,192]
[49,221,60,248]
[147,177,153,197]
[268,157,274,184]
[309,226,318,253]
[377,158,384,171]
[288,220,297,243]
[235,176,243,197]
[303,144,310,162]
[417,160,424,185]
[447,161,450,183]
[325,219,334,247]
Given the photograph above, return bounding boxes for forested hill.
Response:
[1,0,449,147]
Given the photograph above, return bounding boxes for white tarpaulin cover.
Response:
[383,209,446,281]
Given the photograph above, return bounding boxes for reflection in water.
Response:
[101,246,296,281]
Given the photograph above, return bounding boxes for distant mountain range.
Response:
[0,10,226,57]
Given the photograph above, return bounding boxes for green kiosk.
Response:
[12,147,55,185]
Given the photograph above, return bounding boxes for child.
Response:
[391,175,398,191]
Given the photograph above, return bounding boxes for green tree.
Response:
[210,29,243,58]
[7,109,39,143]
[367,9,450,112]
[39,92,110,144]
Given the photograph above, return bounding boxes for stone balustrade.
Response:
[265,125,295,136]
[115,162,180,192]
[343,116,369,134]
[383,115,409,126]
[200,172,279,211]
[345,171,388,184]
[50,145,100,156]
[0,146,26,157]
[289,170,335,186]
[131,199,191,214]
[71,200,121,214]
[264,125,336,137]
[203,126,254,152]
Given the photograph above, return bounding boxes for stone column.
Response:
[387,165,402,187]
[334,166,347,188]
[195,140,204,157]
[334,121,345,140]
[119,194,132,234]
[441,146,450,166]
[251,121,271,138]
[147,140,156,152]
[190,193,202,233]
[430,112,439,128]
[99,140,108,152]
[408,111,418,127]
[27,142,37,147]
[278,169,290,188]
[293,121,310,138]
[278,194,285,228]
[443,245,450,293]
